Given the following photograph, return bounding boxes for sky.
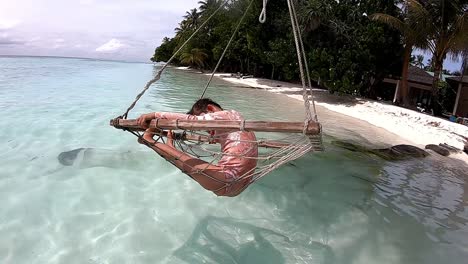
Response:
[0,0,200,62]
[0,0,462,70]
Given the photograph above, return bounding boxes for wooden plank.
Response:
[110,118,321,135]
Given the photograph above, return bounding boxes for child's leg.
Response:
[141,139,230,193]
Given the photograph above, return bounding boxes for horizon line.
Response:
[0,54,154,64]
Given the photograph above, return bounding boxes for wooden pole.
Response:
[453,82,462,115]
[110,118,321,135]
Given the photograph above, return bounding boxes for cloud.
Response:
[0,33,24,45]
[95,38,125,52]
[0,1,202,60]
[0,19,21,30]
[0,40,23,45]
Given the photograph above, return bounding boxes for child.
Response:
[137,98,258,196]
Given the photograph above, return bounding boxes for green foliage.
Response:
[303,0,404,95]
[423,0,468,97]
[151,0,404,95]
[179,48,208,69]
[151,37,177,63]
[438,80,457,113]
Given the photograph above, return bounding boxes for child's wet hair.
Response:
[187,98,223,115]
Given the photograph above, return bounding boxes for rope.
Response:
[121,0,229,119]
[171,131,313,184]
[259,0,268,23]
[290,0,318,122]
[200,0,254,99]
[113,0,324,195]
[288,0,323,148]
[286,0,312,132]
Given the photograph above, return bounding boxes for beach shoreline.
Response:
[172,66,468,160]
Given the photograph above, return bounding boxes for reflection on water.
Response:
[376,155,468,251]
[163,142,468,264]
[0,57,467,264]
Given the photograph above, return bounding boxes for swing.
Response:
[110,0,324,193]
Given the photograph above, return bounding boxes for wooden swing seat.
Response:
[110,118,321,135]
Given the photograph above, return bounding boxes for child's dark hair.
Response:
[187,98,223,115]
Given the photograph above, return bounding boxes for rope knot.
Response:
[259,0,268,23]
[240,119,246,131]
[110,116,123,129]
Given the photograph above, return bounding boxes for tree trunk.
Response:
[431,59,442,96]
[400,44,412,107]
[431,56,443,116]
[271,65,275,80]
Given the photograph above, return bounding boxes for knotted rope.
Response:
[286,0,312,131]
[259,0,268,23]
[111,0,325,195]
[121,0,229,119]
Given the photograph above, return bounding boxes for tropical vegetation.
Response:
[370,0,431,106]
[151,0,468,115]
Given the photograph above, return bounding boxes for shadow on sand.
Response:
[173,216,288,264]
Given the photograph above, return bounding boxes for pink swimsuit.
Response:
[154,110,258,195]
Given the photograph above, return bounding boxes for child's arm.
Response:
[138,130,228,195]
[136,112,200,129]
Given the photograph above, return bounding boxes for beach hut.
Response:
[446,76,468,120]
[382,66,434,106]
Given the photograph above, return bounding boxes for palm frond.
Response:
[446,12,468,60]
[370,13,406,33]
[406,0,430,18]
[406,0,433,34]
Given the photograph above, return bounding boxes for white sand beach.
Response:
[222,76,468,147]
[225,73,468,145]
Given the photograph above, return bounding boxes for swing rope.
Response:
[200,0,255,99]
[121,0,229,119]
[111,0,324,192]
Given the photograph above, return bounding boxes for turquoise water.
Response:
[1,56,468,264]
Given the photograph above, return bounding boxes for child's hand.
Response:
[166,130,175,148]
[139,129,156,145]
[136,113,154,129]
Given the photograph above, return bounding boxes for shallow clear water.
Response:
[1,56,467,264]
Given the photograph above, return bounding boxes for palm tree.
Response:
[424,57,435,71]
[300,0,357,38]
[180,48,208,70]
[300,0,332,33]
[412,54,426,68]
[198,0,221,16]
[184,8,200,29]
[371,0,431,106]
[174,20,190,36]
[423,0,468,115]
